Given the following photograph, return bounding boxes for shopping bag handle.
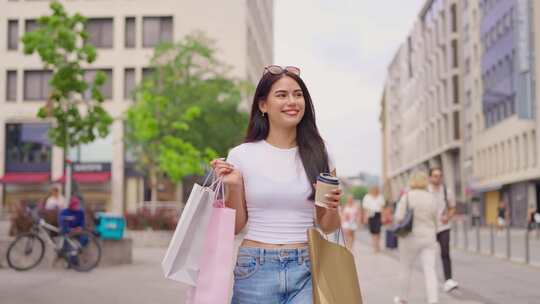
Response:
[202,167,216,187]
[314,222,346,247]
[212,179,226,208]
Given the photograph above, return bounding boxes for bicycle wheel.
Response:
[65,230,102,272]
[6,232,45,271]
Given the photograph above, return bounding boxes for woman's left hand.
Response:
[324,188,342,211]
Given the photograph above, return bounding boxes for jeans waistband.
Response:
[238,246,309,265]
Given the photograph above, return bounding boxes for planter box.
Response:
[0,237,11,268]
[99,238,133,266]
[125,230,174,248]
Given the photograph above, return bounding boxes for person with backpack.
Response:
[428,167,459,292]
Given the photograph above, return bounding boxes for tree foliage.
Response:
[350,186,368,201]
[125,32,249,193]
[22,1,112,149]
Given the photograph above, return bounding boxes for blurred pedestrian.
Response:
[210,65,342,303]
[394,171,439,304]
[429,167,459,292]
[340,195,361,250]
[527,205,538,230]
[58,196,86,267]
[363,185,385,252]
[44,185,65,210]
[471,198,481,227]
[58,196,85,234]
[497,200,508,232]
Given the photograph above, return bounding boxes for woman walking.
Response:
[211,65,342,304]
[340,195,361,250]
[44,185,65,210]
[394,171,439,304]
[497,200,508,233]
[362,185,385,252]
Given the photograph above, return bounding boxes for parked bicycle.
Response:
[6,204,101,272]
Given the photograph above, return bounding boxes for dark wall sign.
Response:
[72,162,111,173]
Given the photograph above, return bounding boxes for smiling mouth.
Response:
[282,110,300,116]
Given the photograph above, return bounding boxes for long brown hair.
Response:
[245,71,329,200]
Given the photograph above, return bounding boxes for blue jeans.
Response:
[231,247,312,304]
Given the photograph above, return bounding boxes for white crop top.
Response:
[226,140,335,244]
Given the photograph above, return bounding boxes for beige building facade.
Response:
[470,0,539,227]
[382,0,539,227]
[382,0,466,206]
[0,0,273,215]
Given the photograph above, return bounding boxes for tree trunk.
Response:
[64,140,71,206]
[149,168,158,202]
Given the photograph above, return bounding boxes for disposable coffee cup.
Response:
[315,173,339,208]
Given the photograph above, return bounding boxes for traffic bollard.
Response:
[476,221,480,253]
[490,224,495,255]
[506,224,511,259]
[464,219,469,250]
[525,228,530,265]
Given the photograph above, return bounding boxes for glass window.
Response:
[25,19,38,33]
[83,69,113,100]
[451,4,457,33]
[452,75,459,104]
[523,133,528,168]
[8,20,19,50]
[143,16,173,47]
[69,132,113,162]
[125,17,136,48]
[87,18,113,48]
[124,68,135,99]
[24,70,52,101]
[142,67,155,82]
[6,70,17,101]
[5,123,51,172]
[451,40,458,68]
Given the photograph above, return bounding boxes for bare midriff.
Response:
[241,239,308,249]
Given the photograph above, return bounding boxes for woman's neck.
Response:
[266,127,297,149]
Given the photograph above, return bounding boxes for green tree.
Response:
[22,2,112,199]
[125,32,249,201]
[350,186,368,201]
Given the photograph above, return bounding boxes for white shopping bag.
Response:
[161,182,216,285]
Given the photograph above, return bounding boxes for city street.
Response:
[1,229,539,303]
[1,0,540,303]
[358,230,540,304]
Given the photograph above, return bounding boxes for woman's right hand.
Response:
[210,158,243,187]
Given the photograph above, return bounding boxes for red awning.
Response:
[0,172,50,184]
[55,172,111,184]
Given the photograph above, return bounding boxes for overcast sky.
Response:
[274,0,425,177]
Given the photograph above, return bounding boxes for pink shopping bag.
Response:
[191,197,236,304]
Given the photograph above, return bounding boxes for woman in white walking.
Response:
[394,171,439,304]
[362,185,385,252]
[340,195,361,250]
[211,65,341,303]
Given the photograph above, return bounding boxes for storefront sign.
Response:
[73,163,111,173]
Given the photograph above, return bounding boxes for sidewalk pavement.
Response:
[357,229,540,304]
[1,230,538,303]
[354,232,482,304]
[0,247,187,304]
[451,221,540,265]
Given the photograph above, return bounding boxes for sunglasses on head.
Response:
[263,65,301,76]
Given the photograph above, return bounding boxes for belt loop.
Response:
[297,248,303,265]
[259,248,265,265]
